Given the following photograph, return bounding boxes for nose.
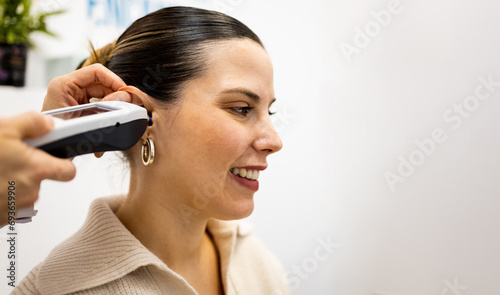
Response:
[252,116,283,154]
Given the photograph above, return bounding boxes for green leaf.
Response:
[0,0,64,45]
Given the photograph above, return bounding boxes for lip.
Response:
[233,165,268,171]
[230,173,259,192]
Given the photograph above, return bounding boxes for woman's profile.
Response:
[13,6,289,295]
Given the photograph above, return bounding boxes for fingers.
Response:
[101,90,132,103]
[1,115,77,182]
[6,112,54,139]
[71,64,126,92]
[0,118,77,227]
[14,178,41,210]
[116,86,149,106]
[6,152,74,219]
[27,149,77,182]
[0,178,40,226]
[43,64,127,111]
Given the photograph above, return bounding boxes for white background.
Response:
[1,0,500,294]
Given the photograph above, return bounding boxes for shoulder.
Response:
[12,263,41,294]
[14,197,170,295]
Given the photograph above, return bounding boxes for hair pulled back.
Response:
[82,6,263,104]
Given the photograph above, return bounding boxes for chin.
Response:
[217,200,255,220]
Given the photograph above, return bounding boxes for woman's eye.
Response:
[231,107,253,116]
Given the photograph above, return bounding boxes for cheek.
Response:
[197,117,248,167]
[171,109,249,170]
[210,120,243,147]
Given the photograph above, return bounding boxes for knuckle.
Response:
[62,79,75,91]
[63,79,85,99]
[89,63,105,71]
[47,75,62,88]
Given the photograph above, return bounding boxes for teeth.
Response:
[230,167,260,180]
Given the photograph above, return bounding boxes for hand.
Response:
[43,63,139,158]
[42,63,132,111]
[0,112,76,227]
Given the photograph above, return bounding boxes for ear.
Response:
[116,86,156,141]
[94,86,155,158]
[116,86,154,111]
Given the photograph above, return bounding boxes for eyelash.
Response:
[231,107,253,116]
[231,107,276,117]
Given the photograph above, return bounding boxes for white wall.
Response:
[1,0,500,294]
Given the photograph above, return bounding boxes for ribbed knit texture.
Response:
[12,197,290,295]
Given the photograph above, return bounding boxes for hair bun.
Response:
[81,40,117,68]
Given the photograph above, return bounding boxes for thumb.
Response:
[116,86,148,106]
[29,149,77,182]
[101,90,132,103]
[9,111,54,139]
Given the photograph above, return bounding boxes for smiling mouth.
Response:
[229,168,260,180]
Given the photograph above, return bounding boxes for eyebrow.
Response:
[219,87,276,105]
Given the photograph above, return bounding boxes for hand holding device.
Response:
[0,112,76,226]
[43,64,130,111]
[24,101,149,158]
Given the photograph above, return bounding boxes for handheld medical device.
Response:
[17,101,148,223]
[24,101,149,158]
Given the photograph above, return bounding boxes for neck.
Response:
[115,170,212,271]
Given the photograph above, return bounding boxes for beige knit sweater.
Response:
[12,197,290,295]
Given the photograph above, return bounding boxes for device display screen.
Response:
[50,106,113,120]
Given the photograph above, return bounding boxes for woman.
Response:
[14,6,289,295]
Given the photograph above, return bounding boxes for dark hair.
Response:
[83,6,263,104]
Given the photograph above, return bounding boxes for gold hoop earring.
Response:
[141,136,155,166]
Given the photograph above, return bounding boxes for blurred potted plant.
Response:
[0,0,63,86]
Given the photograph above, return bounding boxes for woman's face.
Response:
[149,39,282,220]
